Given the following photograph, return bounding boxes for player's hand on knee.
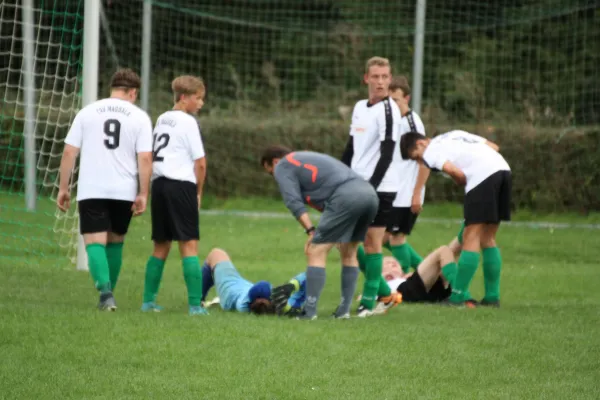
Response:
[271,283,296,314]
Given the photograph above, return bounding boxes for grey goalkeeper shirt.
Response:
[273,151,364,218]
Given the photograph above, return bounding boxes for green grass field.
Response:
[1,192,600,399]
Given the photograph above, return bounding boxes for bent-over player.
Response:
[262,145,400,320]
[400,130,509,306]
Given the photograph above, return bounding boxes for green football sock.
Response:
[383,242,392,252]
[457,222,465,245]
[407,244,423,270]
[360,253,383,310]
[357,245,367,274]
[86,244,111,293]
[449,250,480,303]
[106,242,124,290]
[482,247,502,302]
[143,256,166,303]
[441,262,457,287]
[358,245,390,298]
[182,256,203,307]
[377,275,392,297]
[390,244,411,273]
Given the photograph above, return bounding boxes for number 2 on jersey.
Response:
[153,133,170,162]
[103,119,121,150]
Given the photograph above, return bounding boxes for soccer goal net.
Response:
[1,0,598,268]
[0,0,83,267]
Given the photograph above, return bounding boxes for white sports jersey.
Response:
[387,277,406,291]
[64,98,153,201]
[151,110,205,184]
[394,110,426,207]
[423,130,511,193]
[349,97,401,192]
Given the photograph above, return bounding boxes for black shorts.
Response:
[78,199,134,235]
[397,273,451,303]
[464,170,512,226]
[371,192,395,227]
[387,207,419,235]
[151,177,199,242]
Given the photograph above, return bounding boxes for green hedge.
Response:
[2,112,599,213]
[200,116,600,213]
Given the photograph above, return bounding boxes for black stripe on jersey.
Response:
[383,98,393,140]
[368,97,395,190]
[406,110,417,132]
[423,159,441,173]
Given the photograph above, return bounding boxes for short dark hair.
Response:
[399,131,427,159]
[389,76,411,96]
[260,145,292,167]
[249,298,275,315]
[110,68,141,90]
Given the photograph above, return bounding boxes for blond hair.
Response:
[365,56,391,74]
[172,75,205,103]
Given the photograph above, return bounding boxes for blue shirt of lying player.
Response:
[201,248,307,315]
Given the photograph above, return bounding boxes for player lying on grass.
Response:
[278,246,457,316]
[199,248,275,315]
[401,130,509,307]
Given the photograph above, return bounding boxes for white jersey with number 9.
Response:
[64,97,153,202]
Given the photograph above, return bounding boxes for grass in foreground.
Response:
[1,192,600,399]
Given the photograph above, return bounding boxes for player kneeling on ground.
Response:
[400,130,510,307]
[200,248,275,315]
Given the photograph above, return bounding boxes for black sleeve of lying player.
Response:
[340,136,354,166]
[368,139,395,189]
[368,98,395,189]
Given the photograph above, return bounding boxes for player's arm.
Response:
[485,140,500,152]
[412,160,430,199]
[368,101,397,189]
[189,120,207,205]
[58,145,79,193]
[57,113,83,211]
[274,164,313,232]
[441,161,466,186]
[137,115,154,197]
[340,136,354,166]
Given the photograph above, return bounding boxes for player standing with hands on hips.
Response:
[57,68,153,311]
[141,75,208,316]
[341,57,404,317]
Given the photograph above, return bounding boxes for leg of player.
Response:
[141,241,170,312]
[360,227,387,312]
[480,223,502,307]
[200,248,228,304]
[388,233,423,273]
[336,242,361,319]
[106,232,125,291]
[416,246,456,291]
[179,240,208,316]
[82,231,115,310]
[301,242,334,320]
[449,223,483,304]
[356,242,391,302]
